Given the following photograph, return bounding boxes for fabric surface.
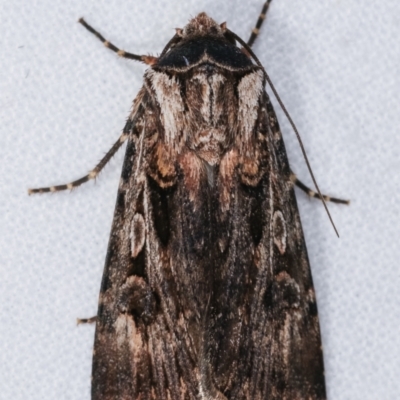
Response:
[1,1,399,399]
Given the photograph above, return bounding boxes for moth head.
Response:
[182,12,224,38]
[155,13,257,72]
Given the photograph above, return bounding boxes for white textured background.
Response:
[1,0,399,399]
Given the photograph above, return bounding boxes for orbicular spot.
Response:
[273,210,287,255]
[130,213,146,258]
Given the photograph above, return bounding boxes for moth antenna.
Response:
[264,73,340,237]
[78,18,158,65]
[247,0,274,47]
[229,29,340,237]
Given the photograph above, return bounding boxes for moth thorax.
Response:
[185,67,231,165]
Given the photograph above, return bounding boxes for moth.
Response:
[30,1,348,399]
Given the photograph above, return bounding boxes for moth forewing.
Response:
[91,12,327,399]
[29,2,348,399]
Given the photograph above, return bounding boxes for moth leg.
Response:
[247,0,273,47]
[77,316,97,325]
[78,18,157,65]
[28,132,128,195]
[291,173,350,205]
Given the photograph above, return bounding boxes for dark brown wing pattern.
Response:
[91,13,326,400]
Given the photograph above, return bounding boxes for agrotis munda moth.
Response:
[29,1,348,399]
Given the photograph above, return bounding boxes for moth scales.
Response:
[29,1,348,399]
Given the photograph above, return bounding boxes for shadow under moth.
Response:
[29,1,348,399]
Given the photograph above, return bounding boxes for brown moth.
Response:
[30,1,348,398]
